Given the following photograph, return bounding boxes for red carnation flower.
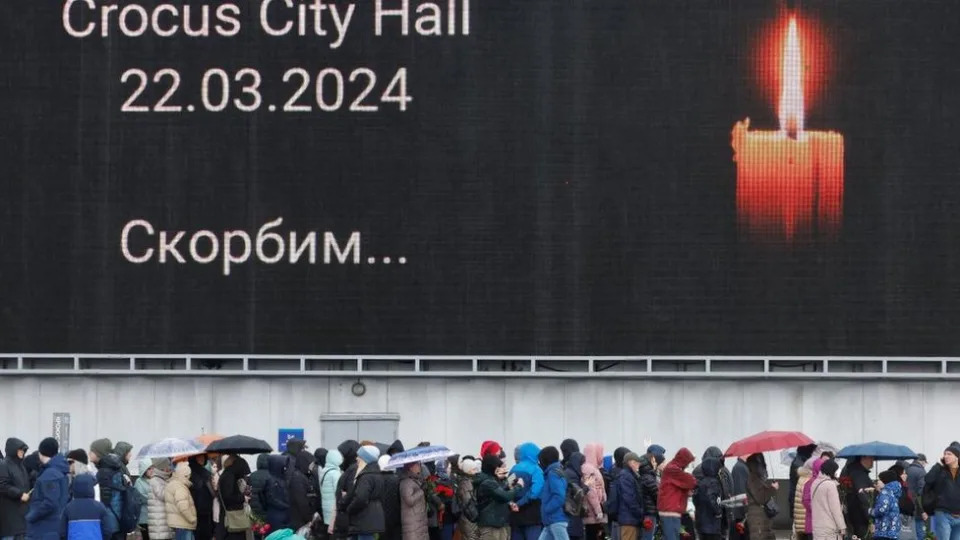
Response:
[643,518,654,530]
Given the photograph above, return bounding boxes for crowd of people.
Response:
[2,436,960,540]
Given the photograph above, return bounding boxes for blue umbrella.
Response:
[384,445,454,470]
[136,438,207,459]
[836,441,917,460]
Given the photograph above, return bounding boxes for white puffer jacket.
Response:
[149,474,173,539]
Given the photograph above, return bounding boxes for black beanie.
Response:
[538,446,561,470]
[821,459,839,479]
[481,454,503,476]
[946,447,960,460]
[39,437,59,458]
[879,470,898,485]
[67,449,88,465]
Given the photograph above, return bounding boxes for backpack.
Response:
[552,469,586,517]
[110,471,143,534]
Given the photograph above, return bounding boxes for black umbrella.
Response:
[204,435,273,455]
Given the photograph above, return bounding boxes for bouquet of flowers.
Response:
[251,514,271,537]
[838,475,855,514]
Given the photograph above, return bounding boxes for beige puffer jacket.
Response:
[165,462,197,530]
[794,464,812,534]
[149,473,173,539]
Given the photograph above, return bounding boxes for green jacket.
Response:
[474,473,518,528]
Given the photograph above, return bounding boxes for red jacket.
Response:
[658,448,698,514]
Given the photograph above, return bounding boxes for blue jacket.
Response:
[26,454,70,540]
[60,474,118,540]
[872,480,903,539]
[613,467,643,526]
[541,462,567,526]
[511,443,544,507]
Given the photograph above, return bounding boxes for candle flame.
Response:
[779,17,804,139]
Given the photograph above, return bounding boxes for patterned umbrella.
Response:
[136,438,207,459]
[384,445,454,470]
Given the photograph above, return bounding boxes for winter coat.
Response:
[745,459,777,540]
[731,459,749,521]
[694,459,723,536]
[841,461,874,532]
[264,455,291,531]
[457,475,480,540]
[581,444,607,525]
[509,442,543,528]
[148,474,173,540]
[0,437,30,537]
[789,448,815,522]
[164,464,197,530]
[906,461,925,516]
[563,454,586,537]
[333,462,358,537]
[612,467,643,527]
[926,462,960,514]
[871,480,903,539]
[318,451,343,525]
[380,469,401,540]
[288,451,315,530]
[95,454,125,518]
[219,458,251,513]
[249,454,270,520]
[810,477,845,540]
[637,460,659,518]
[187,458,214,518]
[59,474,118,540]
[658,449,697,515]
[694,447,732,529]
[474,472,518,528]
[399,470,429,540]
[541,462,568,527]
[793,463,812,535]
[802,459,825,535]
[561,440,581,467]
[342,463,385,535]
[26,454,71,540]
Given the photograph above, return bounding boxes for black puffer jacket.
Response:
[288,451,315,530]
[188,457,215,517]
[637,459,659,516]
[249,454,271,519]
[564,453,586,538]
[96,453,125,511]
[0,438,31,537]
[379,469,401,540]
[342,464,385,535]
[220,458,252,511]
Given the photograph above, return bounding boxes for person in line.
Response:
[26,438,70,540]
[927,447,960,540]
[216,455,252,540]
[793,458,815,540]
[637,453,660,540]
[607,447,633,540]
[475,454,521,540]
[288,450,315,532]
[248,455,271,525]
[789,446,817,523]
[841,456,876,540]
[136,458,157,540]
[872,470,903,540]
[340,445,385,540]
[563,452,586,540]
[0,438,31,540]
[455,457,481,540]
[399,461,428,540]
[730,456,749,540]
[659,448,697,540]
[538,447,569,540]
[115,443,135,476]
[264,455,291,533]
[560,441,580,468]
[187,456,214,540]
[91,439,127,540]
[581,444,607,540]
[612,453,643,540]
[510,442,544,540]
[694,447,732,538]
[379,455,402,540]
[59,474,118,540]
[694,458,724,540]
[906,454,928,540]
[88,439,113,475]
[332,440,361,540]
[744,454,778,540]
[146,460,173,540]
[801,459,825,540]
[810,460,845,540]
[165,461,198,540]
[66,450,98,500]
[481,442,507,461]
[318,450,343,536]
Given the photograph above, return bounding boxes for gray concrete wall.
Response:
[0,376,952,477]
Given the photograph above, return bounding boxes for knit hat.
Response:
[946,447,960,460]
[820,459,839,479]
[377,455,392,470]
[538,446,561,469]
[39,437,59,458]
[647,444,666,461]
[481,441,504,459]
[90,438,113,458]
[623,452,642,465]
[481,454,502,475]
[460,457,481,475]
[879,470,898,485]
[357,445,380,464]
[67,449,88,465]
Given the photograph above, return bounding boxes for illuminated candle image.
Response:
[732,16,844,243]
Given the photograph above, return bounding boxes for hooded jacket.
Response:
[249,454,271,519]
[658,448,697,515]
[378,459,401,540]
[135,458,153,526]
[164,462,197,531]
[509,442,544,527]
[147,468,173,540]
[694,459,723,536]
[398,468,428,540]
[387,441,405,457]
[607,447,631,501]
[286,440,307,457]
[612,465,643,526]
[541,461,568,527]
[264,455,291,531]
[560,440,580,467]
[342,462,385,535]
[318,450,343,525]
[0,437,31,537]
[801,458,825,535]
[563,453,586,536]
[187,457,214,518]
[114,443,134,473]
[59,474,118,540]
[95,454,125,515]
[26,454,71,540]
[288,451,315,530]
[871,478,903,539]
[581,444,607,525]
[475,457,518,528]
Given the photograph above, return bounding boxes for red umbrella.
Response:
[724,430,814,458]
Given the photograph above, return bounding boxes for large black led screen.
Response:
[2,0,959,355]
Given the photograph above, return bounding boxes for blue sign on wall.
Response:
[278,428,304,452]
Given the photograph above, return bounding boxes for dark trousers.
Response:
[586,524,605,540]
[141,525,152,540]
